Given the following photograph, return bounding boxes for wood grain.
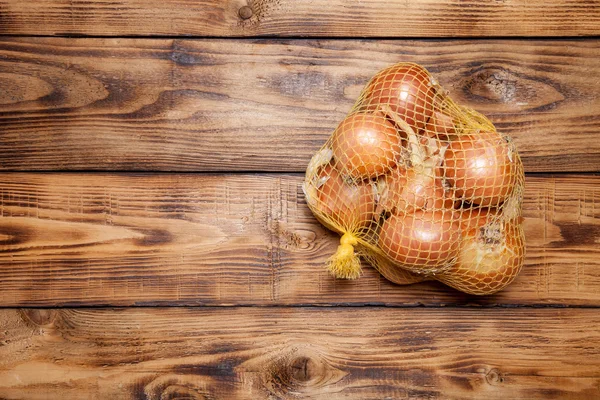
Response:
[1,38,600,172]
[0,173,599,307]
[1,307,599,399]
[1,0,599,37]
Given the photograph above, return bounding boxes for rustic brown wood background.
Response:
[1,1,599,399]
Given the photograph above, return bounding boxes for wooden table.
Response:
[1,1,600,398]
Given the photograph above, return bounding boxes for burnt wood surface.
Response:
[1,308,599,399]
[0,38,599,172]
[1,1,600,398]
[0,0,599,37]
[0,173,598,307]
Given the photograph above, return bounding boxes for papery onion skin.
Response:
[378,167,454,214]
[332,113,401,180]
[362,64,434,132]
[368,252,431,285]
[425,110,456,141]
[315,164,375,230]
[443,130,516,207]
[460,207,498,232]
[437,221,525,295]
[378,210,461,272]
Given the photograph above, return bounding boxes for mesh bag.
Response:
[303,62,525,295]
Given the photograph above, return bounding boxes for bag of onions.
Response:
[303,62,525,295]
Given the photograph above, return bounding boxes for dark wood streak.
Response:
[0,38,599,172]
[0,173,598,307]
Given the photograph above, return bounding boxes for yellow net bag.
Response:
[303,62,525,295]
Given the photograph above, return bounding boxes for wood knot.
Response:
[138,376,216,400]
[262,348,346,397]
[290,356,318,383]
[20,309,58,327]
[465,68,518,103]
[238,6,253,20]
[153,385,209,400]
[461,65,563,112]
[485,368,504,385]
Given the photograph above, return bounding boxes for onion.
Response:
[460,207,498,232]
[425,110,456,141]
[443,130,517,207]
[332,113,401,180]
[315,164,375,230]
[438,221,525,295]
[378,210,460,271]
[378,166,454,214]
[369,252,431,285]
[362,64,434,131]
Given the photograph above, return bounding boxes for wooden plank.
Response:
[0,173,599,307]
[1,0,599,37]
[1,38,599,173]
[1,307,599,399]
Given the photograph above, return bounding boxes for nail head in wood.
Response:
[239,6,253,20]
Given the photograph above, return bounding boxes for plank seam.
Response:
[2,34,600,40]
[2,304,599,309]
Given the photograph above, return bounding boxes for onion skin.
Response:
[369,252,431,285]
[460,207,498,232]
[437,221,525,295]
[315,165,375,230]
[378,167,454,214]
[444,130,517,207]
[362,64,434,132]
[378,210,461,272]
[425,110,456,141]
[332,113,401,180]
